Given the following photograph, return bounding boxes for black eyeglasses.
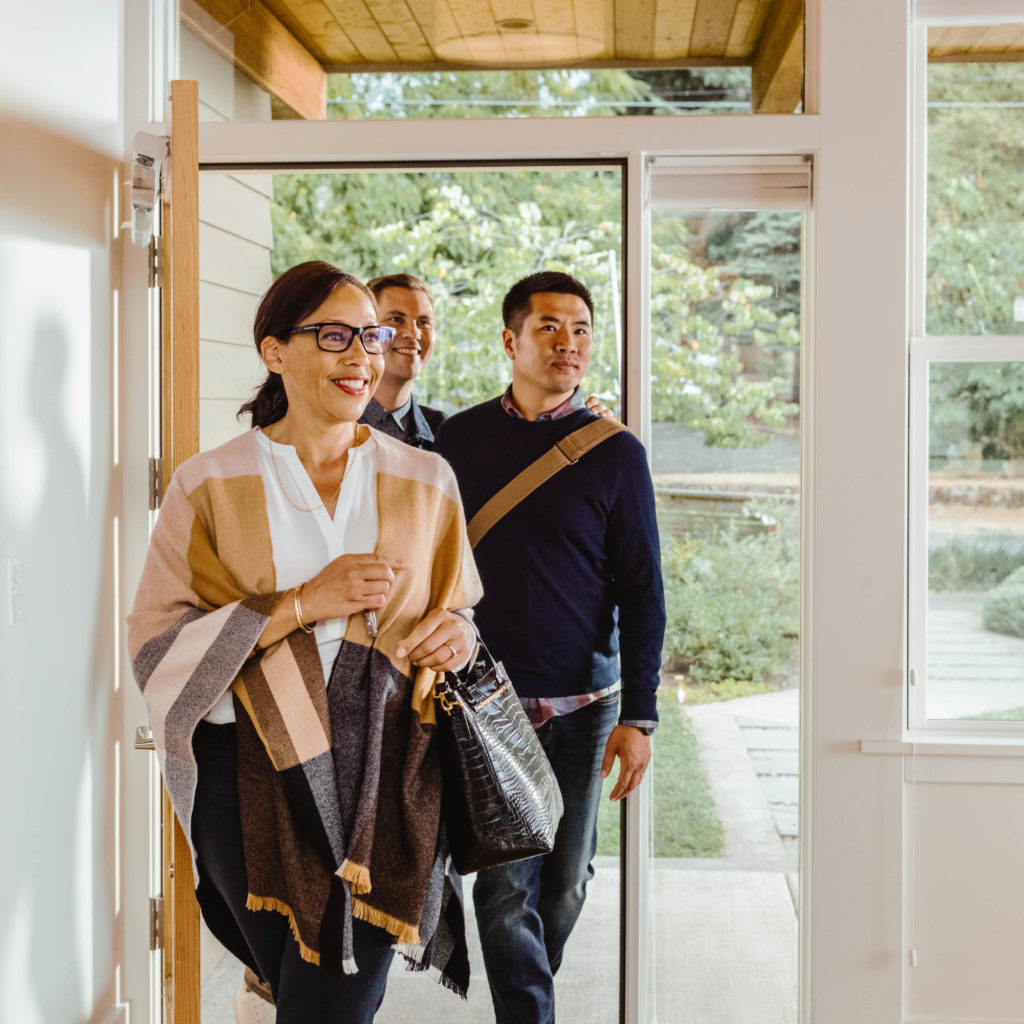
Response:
[288,321,396,354]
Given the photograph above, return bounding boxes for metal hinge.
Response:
[147,235,162,288]
[149,896,164,951]
[149,457,164,510]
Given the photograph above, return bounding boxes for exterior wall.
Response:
[0,1,127,1022]
[182,25,273,452]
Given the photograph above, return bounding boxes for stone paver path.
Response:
[928,593,1024,719]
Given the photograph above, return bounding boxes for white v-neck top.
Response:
[204,427,379,724]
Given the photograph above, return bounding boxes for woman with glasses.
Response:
[128,261,481,1023]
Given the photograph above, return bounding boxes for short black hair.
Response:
[502,272,594,337]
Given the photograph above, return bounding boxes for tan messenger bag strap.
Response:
[466,416,626,549]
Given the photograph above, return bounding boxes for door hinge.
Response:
[149,896,164,951]
[147,235,162,288]
[149,457,164,510]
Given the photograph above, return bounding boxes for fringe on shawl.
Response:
[245,893,321,966]
[396,944,469,999]
[352,899,421,946]
[337,859,372,895]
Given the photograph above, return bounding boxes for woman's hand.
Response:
[301,554,408,623]
[585,395,616,419]
[396,610,477,672]
[255,554,407,651]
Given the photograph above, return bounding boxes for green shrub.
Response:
[661,528,799,684]
[982,566,1024,638]
[930,541,1024,592]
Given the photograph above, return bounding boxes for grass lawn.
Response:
[595,692,723,857]
[974,706,1024,720]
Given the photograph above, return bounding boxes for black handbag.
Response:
[433,643,564,875]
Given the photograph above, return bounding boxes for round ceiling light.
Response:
[433,19,604,65]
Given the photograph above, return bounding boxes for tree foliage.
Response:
[270,69,801,440]
[927,63,1024,467]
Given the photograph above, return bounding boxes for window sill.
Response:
[861,737,1024,758]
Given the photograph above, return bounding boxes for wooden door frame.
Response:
[161,77,202,1024]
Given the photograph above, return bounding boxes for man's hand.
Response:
[600,725,651,801]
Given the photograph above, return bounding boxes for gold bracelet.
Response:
[293,584,315,633]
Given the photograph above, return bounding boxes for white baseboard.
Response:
[905,1017,1024,1024]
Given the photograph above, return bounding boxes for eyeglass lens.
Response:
[318,323,393,353]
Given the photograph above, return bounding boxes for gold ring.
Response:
[444,642,458,660]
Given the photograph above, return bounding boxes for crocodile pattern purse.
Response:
[433,643,564,875]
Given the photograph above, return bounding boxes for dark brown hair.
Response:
[238,261,375,428]
[501,271,594,338]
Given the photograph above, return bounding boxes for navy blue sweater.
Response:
[434,399,665,725]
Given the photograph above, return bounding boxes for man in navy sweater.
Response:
[434,271,665,1024]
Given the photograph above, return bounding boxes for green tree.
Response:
[926,63,1024,466]
[650,213,800,445]
[272,166,624,412]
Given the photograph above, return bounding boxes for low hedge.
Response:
[983,566,1024,638]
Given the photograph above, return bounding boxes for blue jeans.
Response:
[473,694,619,1024]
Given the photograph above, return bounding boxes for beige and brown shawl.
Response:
[127,427,481,988]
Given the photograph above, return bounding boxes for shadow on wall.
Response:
[0,250,118,1020]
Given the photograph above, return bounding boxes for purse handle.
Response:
[466,416,625,548]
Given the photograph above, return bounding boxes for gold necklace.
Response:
[265,427,345,513]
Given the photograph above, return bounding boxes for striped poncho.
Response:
[127,427,482,989]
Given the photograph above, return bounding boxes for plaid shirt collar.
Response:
[500,385,585,421]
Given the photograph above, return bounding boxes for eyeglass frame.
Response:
[287,321,396,354]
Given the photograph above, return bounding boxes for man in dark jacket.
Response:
[359,273,446,449]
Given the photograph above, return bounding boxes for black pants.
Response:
[190,720,396,1024]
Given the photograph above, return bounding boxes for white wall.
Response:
[905,762,1024,1021]
[0,1,127,1022]
[808,0,910,1016]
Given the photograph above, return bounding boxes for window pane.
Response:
[926,60,1024,335]
[645,209,801,1019]
[328,69,753,118]
[926,361,1024,720]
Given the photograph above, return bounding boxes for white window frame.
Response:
[907,8,1024,735]
[194,114,817,1024]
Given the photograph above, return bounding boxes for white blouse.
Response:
[204,427,379,724]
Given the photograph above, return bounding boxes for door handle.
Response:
[135,725,155,751]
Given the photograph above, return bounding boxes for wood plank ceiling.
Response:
[181,0,1024,121]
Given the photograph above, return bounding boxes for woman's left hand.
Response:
[396,610,476,671]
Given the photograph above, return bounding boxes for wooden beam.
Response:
[181,0,327,120]
[928,50,1024,63]
[751,0,803,113]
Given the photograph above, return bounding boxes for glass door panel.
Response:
[645,207,803,1023]
[196,163,624,1022]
